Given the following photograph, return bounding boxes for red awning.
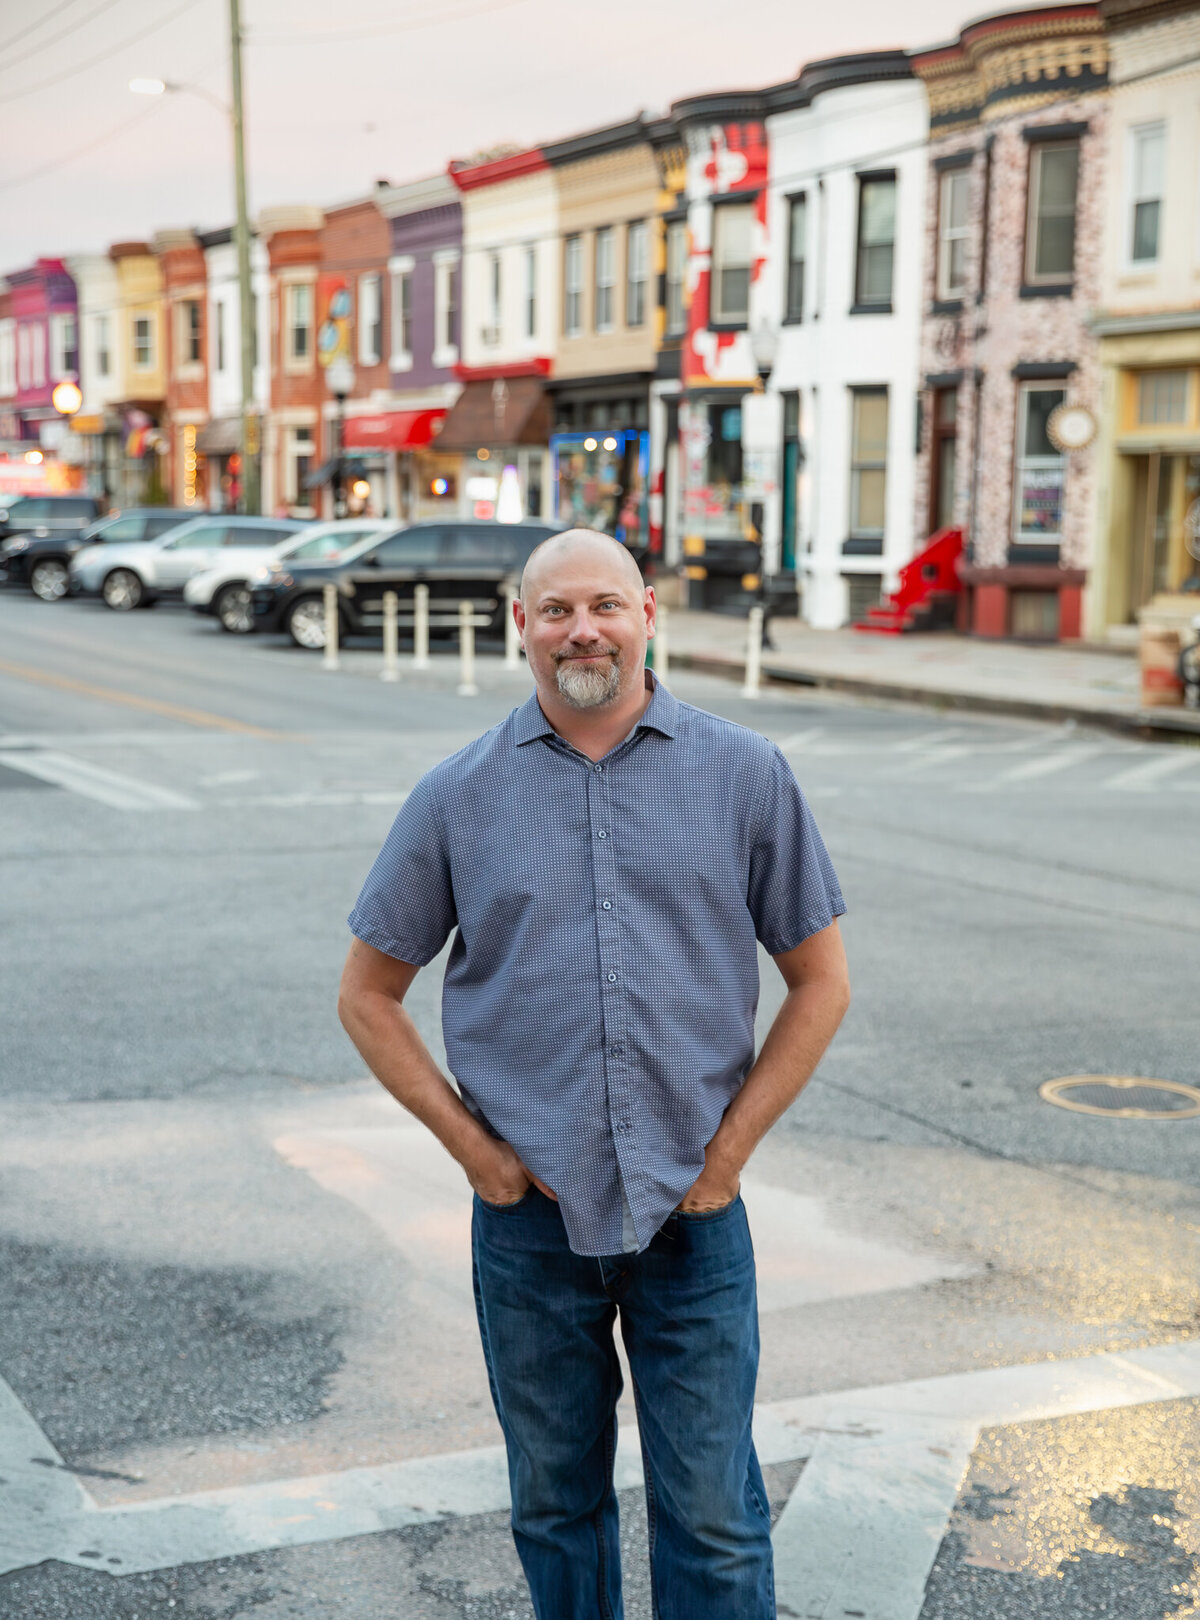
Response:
[341,409,445,451]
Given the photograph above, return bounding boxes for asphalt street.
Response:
[1,587,1198,1619]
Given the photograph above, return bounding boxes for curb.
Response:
[668,649,1200,743]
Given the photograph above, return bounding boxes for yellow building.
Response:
[110,242,168,503]
[1089,0,1200,636]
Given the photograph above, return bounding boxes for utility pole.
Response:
[229,0,260,513]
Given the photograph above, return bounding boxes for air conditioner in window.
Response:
[481,325,500,346]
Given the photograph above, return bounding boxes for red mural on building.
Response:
[684,122,768,389]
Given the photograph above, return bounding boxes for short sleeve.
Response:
[347,772,457,965]
[746,745,846,954]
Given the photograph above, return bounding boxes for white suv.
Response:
[72,515,306,610]
[184,520,394,632]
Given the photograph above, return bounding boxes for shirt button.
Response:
[594,764,604,773]
[607,971,618,982]
[597,830,607,839]
[602,900,612,910]
[610,1044,624,1056]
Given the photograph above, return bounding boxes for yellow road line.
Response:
[0,657,286,739]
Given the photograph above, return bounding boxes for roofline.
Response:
[764,49,915,113]
[375,172,460,218]
[542,115,652,165]
[448,149,549,191]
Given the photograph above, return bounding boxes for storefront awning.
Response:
[303,459,340,491]
[195,417,242,456]
[435,377,551,452]
[341,409,446,451]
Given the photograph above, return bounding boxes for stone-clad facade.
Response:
[912,4,1110,640]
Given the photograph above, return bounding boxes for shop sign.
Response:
[70,415,105,435]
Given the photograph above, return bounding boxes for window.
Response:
[1137,370,1188,425]
[785,195,806,320]
[95,314,110,378]
[712,202,753,324]
[94,516,146,542]
[391,266,413,365]
[1026,142,1079,283]
[1130,124,1165,263]
[131,316,152,370]
[31,323,46,387]
[849,388,889,536]
[434,255,459,361]
[488,252,502,340]
[287,283,313,363]
[358,275,382,365]
[594,227,615,332]
[288,426,314,503]
[49,313,76,378]
[930,386,958,532]
[626,220,648,327]
[524,246,537,339]
[937,170,970,300]
[564,234,583,336]
[1013,385,1066,542]
[854,175,896,307]
[178,299,202,365]
[0,321,14,396]
[846,574,884,624]
[214,302,225,373]
[665,220,687,335]
[375,527,444,567]
[17,326,29,390]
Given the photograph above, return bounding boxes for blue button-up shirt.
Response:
[348,676,845,1256]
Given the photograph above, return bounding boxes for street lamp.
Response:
[325,356,355,520]
[750,319,779,389]
[130,0,259,513]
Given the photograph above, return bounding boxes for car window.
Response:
[166,524,228,549]
[372,527,445,567]
[289,526,378,561]
[94,516,146,543]
[58,498,97,518]
[145,515,189,539]
[3,497,49,521]
[226,524,292,547]
[442,527,514,565]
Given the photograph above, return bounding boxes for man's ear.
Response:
[644,585,657,639]
[513,596,527,637]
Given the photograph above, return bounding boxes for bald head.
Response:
[520,527,643,603]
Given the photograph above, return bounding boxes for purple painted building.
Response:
[372,174,464,520]
[8,258,78,440]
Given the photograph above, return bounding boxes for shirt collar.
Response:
[513,669,679,747]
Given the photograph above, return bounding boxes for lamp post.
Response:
[130,0,259,513]
[325,356,355,520]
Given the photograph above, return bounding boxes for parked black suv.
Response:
[250,518,577,650]
[1,507,195,600]
[0,493,103,543]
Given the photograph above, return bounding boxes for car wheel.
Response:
[102,568,144,611]
[286,595,330,650]
[30,558,70,601]
[215,582,255,634]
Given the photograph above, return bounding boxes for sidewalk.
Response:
[663,609,1200,739]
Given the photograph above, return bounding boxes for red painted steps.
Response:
[853,526,964,635]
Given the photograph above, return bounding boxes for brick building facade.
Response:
[154,230,209,511]
[912,4,1109,641]
[260,207,323,517]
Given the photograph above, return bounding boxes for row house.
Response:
[197,226,270,512]
[259,205,324,519]
[911,3,1109,641]
[0,259,80,491]
[154,230,208,512]
[1088,0,1200,636]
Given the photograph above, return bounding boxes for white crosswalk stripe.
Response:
[0,750,199,810]
[1103,751,1200,791]
[992,745,1106,783]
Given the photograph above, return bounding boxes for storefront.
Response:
[550,429,649,548]
[436,373,552,523]
[678,393,762,609]
[339,408,452,523]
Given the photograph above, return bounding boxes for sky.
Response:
[2,0,994,271]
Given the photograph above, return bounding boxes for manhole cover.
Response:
[1040,1076,1200,1119]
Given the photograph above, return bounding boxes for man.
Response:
[338,529,849,1619]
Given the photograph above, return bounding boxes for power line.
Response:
[248,0,530,43]
[0,0,83,61]
[0,0,208,104]
[0,0,124,75]
[0,52,225,195]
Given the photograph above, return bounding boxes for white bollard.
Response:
[654,604,669,684]
[504,582,521,670]
[457,599,478,696]
[412,582,430,670]
[380,589,399,682]
[322,581,340,672]
[743,604,763,699]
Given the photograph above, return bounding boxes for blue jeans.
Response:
[471,1186,774,1620]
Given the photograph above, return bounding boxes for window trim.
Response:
[434,250,460,368]
[664,219,687,337]
[1011,382,1067,546]
[784,192,806,324]
[523,244,537,342]
[853,170,897,312]
[936,168,970,303]
[389,256,414,372]
[284,282,314,372]
[1127,120,1165,267]
[564,234,583,338]
[132,313,154,372]
[710,196,755,329]
[625,219,648,329]
[358,273,383,367]
[848,385,889,540]
[594,226,616,334]
[1024,139,1079,288]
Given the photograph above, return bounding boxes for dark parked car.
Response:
[1,507,196,601]
[250,519,576,650]
[0,493,103,544]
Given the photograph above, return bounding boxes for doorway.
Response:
[928,386,958,535]
[1128,451,1200,615]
